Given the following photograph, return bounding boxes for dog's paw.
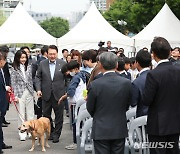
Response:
[29,148,34,152]
[42,148,46,152]
[46,144,50,148]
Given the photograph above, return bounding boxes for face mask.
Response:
[70,71,76,76]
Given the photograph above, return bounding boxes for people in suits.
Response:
[142,37,180,154]
[87,52,132,154]
[128,57,139,81]
[0,46,11,127]
[37,46,48,63]
[169,47,180,62]
[130,49,151,117]
[0,51,12,154]
[106,41,114,52]
[36,45,66,143]
[116,57,131,80]
[10,50,35,141]
[61,49,69,62]
[33,45,48,119]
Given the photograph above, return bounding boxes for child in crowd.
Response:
[128,57,139,82]
[58,60,86,150]
[116,57,131,80]
[61,63,72,117]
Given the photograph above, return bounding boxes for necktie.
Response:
[136,73,139,78]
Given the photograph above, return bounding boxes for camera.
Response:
[98,41,105,47]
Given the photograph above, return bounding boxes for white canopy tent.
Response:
[0,3,57,45]
[58,2,133,57]
[133,3,180,51]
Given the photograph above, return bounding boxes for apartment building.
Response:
[90,0,107,12]
[0,0,22,17]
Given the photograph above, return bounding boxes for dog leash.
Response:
[10,88,25,123]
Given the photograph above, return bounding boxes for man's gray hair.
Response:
[99,52,118,70]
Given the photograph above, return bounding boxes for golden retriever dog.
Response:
[19,117,51,152]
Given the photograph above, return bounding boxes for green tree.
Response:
[103,0,180,34]
[0,10,6,26]
[40,17,69,38]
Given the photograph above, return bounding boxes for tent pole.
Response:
[56,38,58,47]
[133,39,136,57]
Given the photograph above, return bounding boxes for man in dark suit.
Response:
[36,45,66,143]
[61,49,68,62]
[0,46,11,126]
[0,51,12,154]
[131,49,151,117]
[33,45,48,119]
[36,45,48,64]
[142,37,180,154]
[87,52,132,154]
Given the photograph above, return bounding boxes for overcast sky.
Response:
[23,0,90,15]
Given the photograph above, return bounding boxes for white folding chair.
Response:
[126,106,137,130]
[80,118,94,154]
[124,107,137,154]
[78,103,87,114]
[128,116,149,154]
[74,99,86,121]
[76,109,91,154]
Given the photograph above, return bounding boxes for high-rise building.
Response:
[69,11,85,29]
[28,11,52,23]
[90,0,107,12]
[0,0,22,17]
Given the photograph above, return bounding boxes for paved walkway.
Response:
[3,104,77,154]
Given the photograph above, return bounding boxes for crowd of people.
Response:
[0,37,180,154]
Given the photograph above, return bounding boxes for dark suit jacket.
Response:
[117,71,131,80]
[32,56,47,90]
[87,72,132,140]
[2,62,10,86]
[36,58,66,101]
[131,70,149,117]
[37,56,47,65]
[0,70,8,115]
[142,62,180,136]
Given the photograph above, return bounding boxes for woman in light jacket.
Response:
[10,49,34,141]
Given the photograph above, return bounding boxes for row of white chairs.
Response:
[72,99,148,154]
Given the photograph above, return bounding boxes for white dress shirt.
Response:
[157,59,169,66]
[49,60,56,80]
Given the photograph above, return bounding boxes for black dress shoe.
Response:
[48,133,53,140]
[53,135,59,143]
[52,136,59,143]
[2,144,12,149]
[2,124,8,127]
[52,139,59,143]
[3,121,10,125]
